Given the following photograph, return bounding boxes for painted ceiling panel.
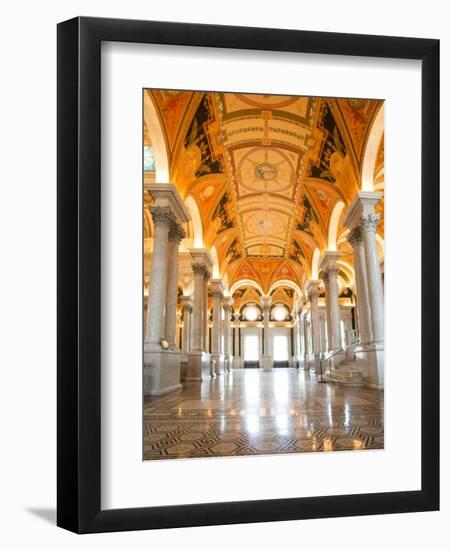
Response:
[145,89,384,293]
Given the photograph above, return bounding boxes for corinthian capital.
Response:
[305,279,320,301]
[325,265,340,279]
[212,289,223,300]
[169,223,186,243]
[150,206,175,228]
[181,295,193,311]
[360,213,380,234]
[192,262,207,276]
[347,226,364,248]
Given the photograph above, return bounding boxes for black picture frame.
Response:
[57,16,439,534]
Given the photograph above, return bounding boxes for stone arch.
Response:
[185,195,204,248]
[210,245,221,279]
[361,103,384,191]
[268,279,303,300]
[143,91,170,183]
[328,200,345,251]
[230,279,264,297]
[311,247,321,280]
[337,260,355,288]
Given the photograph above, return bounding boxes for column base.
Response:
[308,353,322,374]
[302,356,310,371]
[224,354,233,372]
[233,357,241,369]
[261,355,273,372]
[211,353,225,376]
[180,357,188,381]
[186,351,213,381]
[143,347,182,396]
[355,343,384,389]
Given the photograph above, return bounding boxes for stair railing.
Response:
[321,348,343,376]
[321,337,361,376]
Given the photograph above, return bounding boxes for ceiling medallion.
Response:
[255,162,278,181]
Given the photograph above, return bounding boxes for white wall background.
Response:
[0,1,447,548]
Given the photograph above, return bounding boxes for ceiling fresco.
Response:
[144,90,383,293]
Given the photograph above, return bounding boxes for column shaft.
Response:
[181,299,192,355]
[261,296,273,370]
[323,277,332,350]
[211,291,223,354]
[303,314,309,368]
[223,299,233,370]
[263,306,271,355]
[145,207,173,347]
[164,224,185,349]
[361,214,384,343]
[191,264,205,351]
[202,273,209,351]
[309,290,321,354]
[234,320,240,366]
[348,227,372,345]
[326,267,342,350]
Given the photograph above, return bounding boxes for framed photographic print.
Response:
[57,17,439,533]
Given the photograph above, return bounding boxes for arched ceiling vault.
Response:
[144,90,384,294]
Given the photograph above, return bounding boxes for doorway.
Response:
[243,333,260,367]
[272,334,289,368]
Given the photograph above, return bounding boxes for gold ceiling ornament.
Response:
[147,90,384,293]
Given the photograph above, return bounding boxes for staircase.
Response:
[320,338,364,387]
[323,360,364,387]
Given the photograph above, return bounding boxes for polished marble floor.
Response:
[143,369,384,460]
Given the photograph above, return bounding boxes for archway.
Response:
[230,279,264,297]
[268,279,303,300]
[143,91,170,183]
[328,200,345,251]
[185,195,204,248]
[361,103,384,191]
[311,247,321,280]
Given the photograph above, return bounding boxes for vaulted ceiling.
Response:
[144,90,383,294]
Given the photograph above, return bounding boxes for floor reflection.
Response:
[143,369,384,460]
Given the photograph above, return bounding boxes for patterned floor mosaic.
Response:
[143,369,384,460]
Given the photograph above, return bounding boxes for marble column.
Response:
[185,263,210,381]
[145,206,174,348]
[303,313,310,370]
[323,276,332,350]
[343,191,384,388]
[202,271,210,352]
[347,226,372,345]
[320,252,342,352]
[223,296,233,372]
[297,312,303,362]
[306,280,321,371]
[319,308,328,353]
[292,313,299,366]
[164,223,185,349]
[234,318,241,368]
[181,296,193,359]
[176,309,182,349]
[210,279,225,375]
[186,249,213,381]
[143,184,190,397]
[360,213,384,343]
[261,295,273,371]
[191,264,206,352]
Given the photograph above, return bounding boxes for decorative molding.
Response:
[347,226,364,247]
[325,265,340,278]
[169,222,186,243]
[192,262,207,276]
[150,206,175,227]
[360,213,380,234]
